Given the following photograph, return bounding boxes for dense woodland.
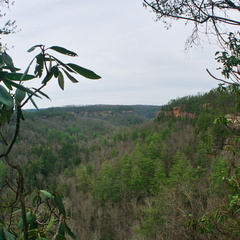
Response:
[1,87,240,239]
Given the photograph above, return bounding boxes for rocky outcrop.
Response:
[157,107,196,119]
[80,110,134,117]
[225,113,240,130]
[122,110,134,114]
[82,111,113,117]
[202,103,212,110]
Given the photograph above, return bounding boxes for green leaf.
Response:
[32,194,40,207]
[54,66,59,78]
[62,69,78,83]
[27,45,43,53]
[1,66,21,72]
[49,46,78,57]
[0,219,5,225]
[3,227,14,240]
[18,212,31,229]
[2,79,13,90]
[3,79,40,98]
[0,229,6,240]
[41,67,55,84]
[18,107,25,121]
[45,216,55,232]
[0,85,13,108]
[65,223,76,239]
[28,229,38,238]
[23,190,33,198]
[1,105,13,124]
[55,235,66,240]
[26,212,32,224]
[27,93,39,110]
[0,71,6,79]
[12,209,22,215]
[21,57,36,81]
[58,71,64,90]
[15,89,26,106]
[6,107,13,123]
[67,63,101,79]
[35,54,44,78]
[59,223,65,236]
[4,72,35,81]
[16,233,24,240]
[40,190,53,199]
[0,55,4,65]
[54,194,66,217]
[51,56,75,73]
[2,52,15,72]
[32,88,51,100]
[48,56,52,71]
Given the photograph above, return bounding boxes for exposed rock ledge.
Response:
[225,113,240,130]
[157,107,196,119]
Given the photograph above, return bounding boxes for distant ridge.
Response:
[24,104,161,120]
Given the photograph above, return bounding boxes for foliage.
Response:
[0,1,238,239]
[0,190,75,240]
[212,32,240,86]
[1,87,239,239]
[0,43,100,240]
[0,0,17,37]
[187,166,240,239]
[143,1,240,89]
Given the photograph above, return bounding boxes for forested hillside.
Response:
[1,88,240,239]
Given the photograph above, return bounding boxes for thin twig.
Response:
[0,130,8,146]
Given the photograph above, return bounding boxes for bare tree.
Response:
[143,0,240,47]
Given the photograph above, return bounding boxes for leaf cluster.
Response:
[0,45,101,127]
[0,190,75,240]
[215,32,240,85]
[0,44,101,240]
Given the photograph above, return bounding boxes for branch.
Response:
[0,105,28,239]
[17,164,28,240]
[53,214,63,240]
[225,0,240,11]
[20,83,46,108]
[206,68,240,86]
[0,130,8,146]
[0,106,21,161]
[143,0,240,25]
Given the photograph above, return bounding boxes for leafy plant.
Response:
[0,45,100,240]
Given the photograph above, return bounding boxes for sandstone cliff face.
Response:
[80,110,134,117]
[225,113,240,130]
[157,107,196,119]
[82,111,113,117]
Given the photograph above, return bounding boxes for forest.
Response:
[1,87,240,239]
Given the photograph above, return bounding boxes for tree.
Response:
[0,14,101,240]
[143,0,240,47]
[209,32,240,86]
[143,1,240,87]
[0,1,17,37]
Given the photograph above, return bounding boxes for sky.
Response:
[1,0,223,108]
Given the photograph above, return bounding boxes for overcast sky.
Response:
[2,0,222,108]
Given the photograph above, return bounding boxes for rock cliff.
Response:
[157,107,196,119]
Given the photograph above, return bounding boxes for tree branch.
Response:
[0,106,21,160]
[206,68,240,86]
